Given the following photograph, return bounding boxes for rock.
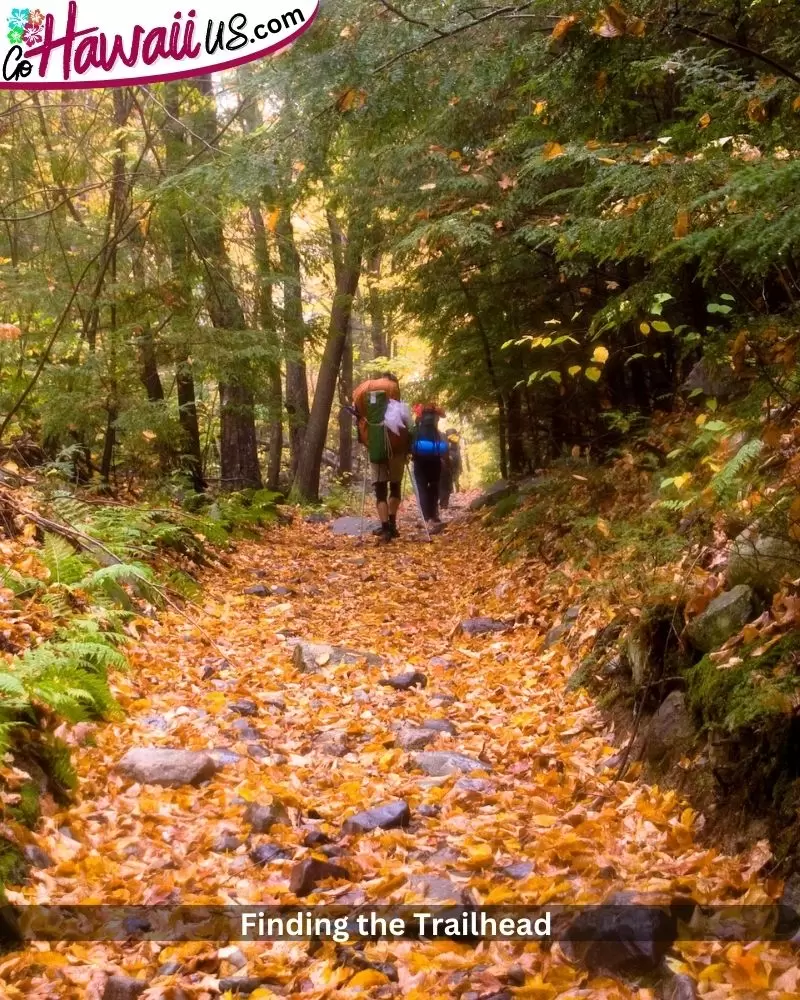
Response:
[231,719,260,741]
[140,713,170,731]
[249,843,287,866]
[302,829,331,847]
[664,974,698,1000]
[545,623,572,647]
[243,584,269,596]
[212,834,242,853]
[209,748,241,766]
[244,801,289,833]
[458,618,510,636]
[469,481,513,511]
[428,656,452,668]
[453,777,494,795]
[117,748,219,788]
[304,512,330,524]
[408,875,463,902]
[289,858,350,896]
[263,693,286,710]
[562,893,679,974]
[645,691,694,764]
[102,976,147,1000]
[246,744,270,760]
[270,586,293,596]
[501,861,533,880]
[230,698,258,717]
[727,532,800,597]
[220,946,247,969]
[23,845,54,869]
[686,585,755,652]
[379,671,427,690]
[396,726,437,750]
[681,357,738,400]
[564,605,582,621]
[336,947,398,982]
[777,873,800,936]
[331,515,381,537]
[421,718,457,736]
[342,800,411,835]
[315,731,350,757]
[412,751,489,776]
[218,977,278,995]
[417,804,440,818]
[290,639,383,673]
[156,960,182,975]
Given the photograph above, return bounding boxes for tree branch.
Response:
[376,0,447,35]
[675,21,800,87]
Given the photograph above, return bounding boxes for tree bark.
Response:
[337,326,353,480]
[163,81,205,491]
[292,208,365,501]
[276,208,309,478]
[189,75,261,490]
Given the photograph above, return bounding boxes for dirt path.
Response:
[2,505,796,998]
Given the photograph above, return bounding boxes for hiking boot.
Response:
[389,523,400,538]
[376,527,394,543]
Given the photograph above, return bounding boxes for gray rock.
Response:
[379,670,427,690]
[686,584,755,652]
[245,801,289,833]
[102,976,147,1000]
[209,747,241,766]
[249,843,287,865]
[545,623,572,647]
[243,584,269,596]
[117,748,219,788]
[212,833,242,853]
[140,713,170,731]
[428,656,452,668]
[218,977,278,995]
[246,744,270,760]
[644,692,694,764]
[664,974,698,1000]
[331,515,381,536]
[564,606,582,621]
[727,533,800,596]
[458,618,510,636]
[289,857,350,896]
[290,639,383,673]
[263,693,286,710]
[469,481,513,511]
[231,719,260,741]
[502,861,533,880]
[407,875,463,902]
[230,698,258,716]
[681,358,738,400]
[453,777,494,795]
[302,829,331,847]
[342,800,411,835]
[270,586,293,596]
[412,751,489,776]
[396,727,437,750]
[305,512,330,524]
[23,845,54,869]
[417,804,440,818]
[421,719,457,736]
[156,960,182,976]
[315,731,350,757]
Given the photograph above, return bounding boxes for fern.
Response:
[41,534,89,585]
[0,566,42,597]
[710,439,764,500]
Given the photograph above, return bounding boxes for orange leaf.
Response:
[543,141,565,160]
[698,112,711,129]
[551,13,580,41]
[673,211,690,238]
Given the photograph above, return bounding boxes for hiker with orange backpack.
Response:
[352,373,411,543]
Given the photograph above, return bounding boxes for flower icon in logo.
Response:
[23,18,42,43]
[7,7,29,43]
[27,6,43,23]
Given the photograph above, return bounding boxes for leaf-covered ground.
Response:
[2,504,798,998]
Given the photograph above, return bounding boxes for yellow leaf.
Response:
[533,100,548,116]
[567,365,582,376]
[464,843,493,867]
[596,518,611,538]
[592,345,609,364]
[639,322,650,335]
[584,366,602,382]
[695,414,707,427]
[673,473,692,490]
[348,970,390,988]
[698,112,711,129]
[543,141,565,160]
[793,95,800,113]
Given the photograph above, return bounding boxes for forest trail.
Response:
[3,504,798,999]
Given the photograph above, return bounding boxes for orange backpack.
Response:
[353,378,409,459]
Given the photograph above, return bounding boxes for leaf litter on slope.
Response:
[1,512,798,998]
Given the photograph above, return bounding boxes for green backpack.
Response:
[365,389,389,463]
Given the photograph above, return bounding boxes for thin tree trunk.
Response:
[276,208,309,478]
[338,326,353,480]
[163,82,205,491]
[189,75,261,490]
[293,208,365,501]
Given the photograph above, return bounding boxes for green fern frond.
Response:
[710,439,764,500]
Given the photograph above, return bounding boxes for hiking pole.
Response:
[407,461,432,543]
[358,460,368,545]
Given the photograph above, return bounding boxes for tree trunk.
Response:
[276,208,309,478]
[506,385,525,477]
[292,208,365,501]
[189,75,261,490]
[337,326,353,480]
[163,81,205,491]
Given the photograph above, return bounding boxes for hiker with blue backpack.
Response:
[411,402,448,533]
[352,373,411,543]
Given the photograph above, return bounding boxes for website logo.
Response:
[1,0,318,88]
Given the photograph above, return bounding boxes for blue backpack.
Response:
[413,408,448,457]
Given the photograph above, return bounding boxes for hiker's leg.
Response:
[388,481,401,517]
[429,457,442,521]
[417,458,436,521]
[374,479,389,523]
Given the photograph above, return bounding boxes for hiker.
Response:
[352,372,411,543]
[439,428,462,510]
[411,403,447,531]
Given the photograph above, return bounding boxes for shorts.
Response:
[371,451,406,484]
